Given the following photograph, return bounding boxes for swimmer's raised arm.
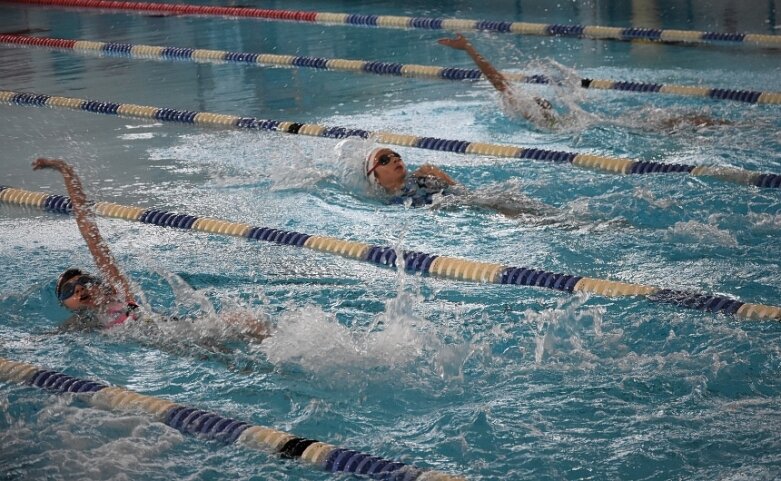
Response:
[438,33,556,126]
[32,158,135,304]
[438,33,511,94]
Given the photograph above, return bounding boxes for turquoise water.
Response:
[1,1,781,480]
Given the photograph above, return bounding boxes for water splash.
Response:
[148,131,326,191]
[504,58,601,132]
[268,161,329,191]
[524,294,608,368]
[115,268,271,356]
[259,278,472,382]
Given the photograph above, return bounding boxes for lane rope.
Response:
[1,185,779,321]
[2,0,780,49]
[2,90,780,189]
[2,33,779,105]
[0,356,465,481]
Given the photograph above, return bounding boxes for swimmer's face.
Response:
[59,274,103,311]
[370,149,406,191]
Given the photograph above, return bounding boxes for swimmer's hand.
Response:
[32,157,71,172]
[412,164,457,186]
[437,33,471,50]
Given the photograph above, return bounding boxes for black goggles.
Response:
[58,275,101,301]
[367,151,400,176]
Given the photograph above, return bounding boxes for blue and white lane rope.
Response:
[3,0,780,49]
[1,185,779,321]
[2,34,778,106]
[0,357,465,481]
[2,90,780,189]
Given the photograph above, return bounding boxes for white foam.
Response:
[111,268,271,352]
[259,282,471,381]
[665,220,738,247]
[747,212,781,231]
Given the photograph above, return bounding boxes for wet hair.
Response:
[55,268,84,301]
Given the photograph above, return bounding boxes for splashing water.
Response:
[504,58,601,132]
[524,294,608,368]
[117,268,271,355]
[0,399,185,481]
[259,276,472,382]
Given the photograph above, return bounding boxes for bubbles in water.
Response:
[633,187,677,210]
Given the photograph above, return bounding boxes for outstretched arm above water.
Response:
[438,33,556,125]
[32,158,136,304]
[438,33,511,93]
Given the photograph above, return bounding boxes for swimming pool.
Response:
[1,0,781,479]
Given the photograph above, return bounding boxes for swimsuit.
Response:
[390,175,459,207]
[102,301,140,328]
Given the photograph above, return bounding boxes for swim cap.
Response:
[364,148,383,187]
[55,268,84,300]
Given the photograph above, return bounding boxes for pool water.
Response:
[1,1,781,480]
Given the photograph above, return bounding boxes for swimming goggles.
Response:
[366,151,400,177]
[58,275,101,301]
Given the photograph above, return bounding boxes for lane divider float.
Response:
[2,90,780,189]
[0,357,465,481]
[1,33,778,105]
[2,0,780,49]
[1,185,779,321]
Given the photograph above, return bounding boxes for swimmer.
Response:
[438,34,731,132]
[657,112,732,131]
[363,147,562,219]
[33,158,269,341]
[438,33,558,128]
[364,147,462,206]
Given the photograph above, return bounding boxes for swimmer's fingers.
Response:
[437,39,467,49]
[32,157,67,171]
[437,33,469,50]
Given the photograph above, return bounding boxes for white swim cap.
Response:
[364,148,384,187]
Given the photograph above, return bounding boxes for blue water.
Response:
[1,1,781,480]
